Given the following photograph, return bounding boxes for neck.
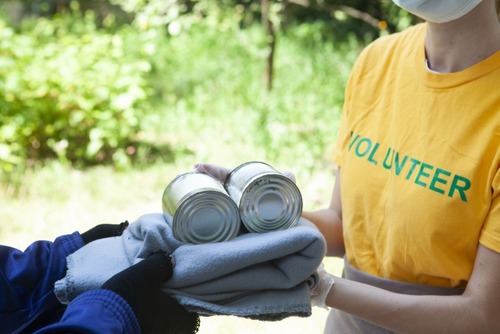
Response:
[425,0,500,73]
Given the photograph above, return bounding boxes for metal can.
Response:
[224,161,303,233]
[162,172,241,244]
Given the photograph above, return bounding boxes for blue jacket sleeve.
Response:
[33,289,140,334]
[0,232,84,333]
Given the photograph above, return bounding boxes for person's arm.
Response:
[32,289,140,334]
[0,222,128,333]
[302,167,344,257]
[309,168,500,333]
[0,232,83,333]
[326,243,500,333]
[34,252,200,334]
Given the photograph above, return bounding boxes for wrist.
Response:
[324,274,335,308]
[311,264,336,310]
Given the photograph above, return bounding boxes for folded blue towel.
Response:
[54,213,326,320]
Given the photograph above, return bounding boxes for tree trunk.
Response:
[261,0,276,92]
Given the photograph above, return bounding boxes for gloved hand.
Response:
[310,263,335,310]
[80,221,129,245]
[101,251,200,334]
[193,163,231,183]
[194,162,297,184]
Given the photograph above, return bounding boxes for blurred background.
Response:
[0,0,418,332]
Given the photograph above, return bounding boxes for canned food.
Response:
[224,161,303,233]
[162,172,240,244]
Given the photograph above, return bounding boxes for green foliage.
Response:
[0,1,369,188]
[146,14,358,172]
[260,30,358,171]
[0,12,152,179]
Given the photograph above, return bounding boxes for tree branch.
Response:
[284,0,381,29]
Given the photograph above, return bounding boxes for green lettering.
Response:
[382,148,393,170]
[394,153,408,176]
[405,158,421,180]
[355,138,372,158]
[429,168,451,195]
[415,163,433,187]
[448,174,471,202]
[367,143,380,165]
[348,133,361,151]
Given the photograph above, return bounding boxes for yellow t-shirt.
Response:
[333,23,500,288]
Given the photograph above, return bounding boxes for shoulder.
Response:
[347,23,426,85]
[359,23,426,63]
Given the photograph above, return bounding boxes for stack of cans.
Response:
[225,161,303,233]
[162,172,240,244]
[162,161,303,244]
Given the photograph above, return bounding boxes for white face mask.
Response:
[392,0,482,23]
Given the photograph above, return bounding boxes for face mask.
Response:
[392,0,482,23]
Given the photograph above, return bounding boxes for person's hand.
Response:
[80,221,129,245]
[193,163,231,183]
[310,263,335,310]
[281,170,296,183]
[194,162,297,184]
[101,251,199,334]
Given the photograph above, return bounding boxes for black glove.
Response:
[101,251,200,334]
[80,221,129,245]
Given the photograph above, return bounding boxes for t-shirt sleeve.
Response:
[479,168,500,252]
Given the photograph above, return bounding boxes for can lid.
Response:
[256,192,285,220]
[173,191,240,244]
[240,174,302,233]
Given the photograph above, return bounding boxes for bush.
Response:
[0,4,362,187]
[0,13,152,178]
